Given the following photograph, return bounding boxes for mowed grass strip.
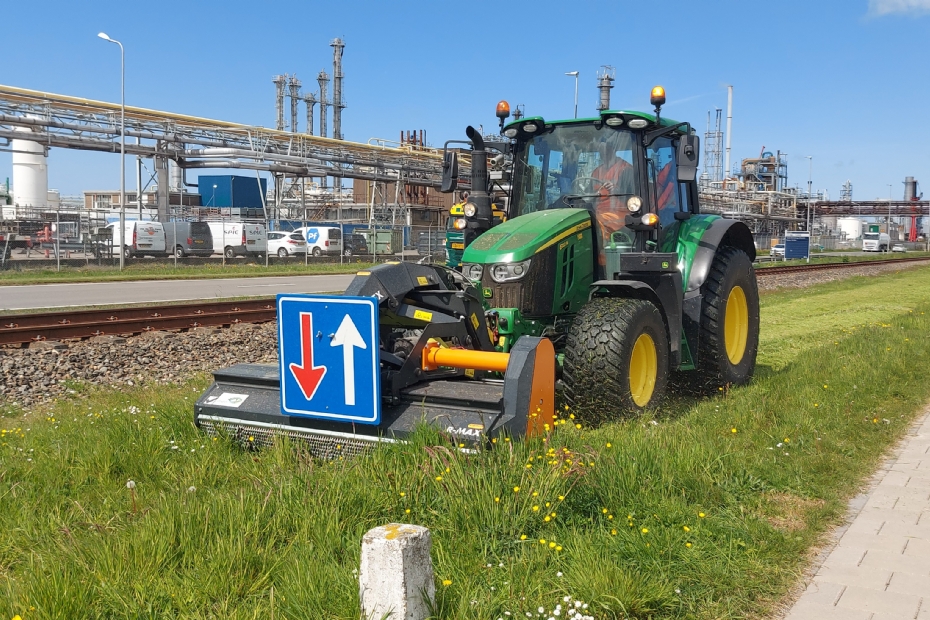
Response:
[2,266,930,619]
[0,260,374,286]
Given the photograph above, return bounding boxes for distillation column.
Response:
[317,71,330,139]
[273,75,287,132]
[288,76,301,133]
[331,38,345,140]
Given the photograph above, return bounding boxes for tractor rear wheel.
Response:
[563,297,669,423]
[689,246,759,390]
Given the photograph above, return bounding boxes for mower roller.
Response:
[196,86,761,455]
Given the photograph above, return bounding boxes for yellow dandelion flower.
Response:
[545,502,551,507]
[520,534,527,540]
[641,527,649,534]
[513,486,520,493]
[686,542,692,548]
[495,496,500,502]
[611,529,617,535]
[442,579,452,586]
[532,491,539,497]
[539,539,547,544]
[606,442,612,448]
[575,423,582,429]
[556,545,563,551]
[400,492,405,497]
[731,428,737,434]
[608,514,613,520]
[405,508,411,514]
[699,512,706,518]
[558,495,565,501]
[602,508,608,514]
[533,505,540,512]
[548,541,556,548]
[683,525,690,532]
[525,464,532,469]
[544,516,551,522]
[435,476,443,481]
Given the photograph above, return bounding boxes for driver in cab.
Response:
[589,139,634,253]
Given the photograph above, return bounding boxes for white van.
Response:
[293,226,342,256]
[207,222,268,258]
[109,221,168,258]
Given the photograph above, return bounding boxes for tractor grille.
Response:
[199,417,381,460]
[480,244,556,316]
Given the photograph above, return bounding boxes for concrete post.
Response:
[155,150,169,223]
[359,523,435,620]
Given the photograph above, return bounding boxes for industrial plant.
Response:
[0,48,927,259]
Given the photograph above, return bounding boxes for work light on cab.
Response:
[463,202,477,217]
[627,196,643,214]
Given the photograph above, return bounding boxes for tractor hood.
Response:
[462,209,593,264]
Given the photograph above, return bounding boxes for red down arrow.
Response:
[289,312,327,400]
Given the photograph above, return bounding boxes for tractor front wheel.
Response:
[690,246,760,390]
[563,297,669,423]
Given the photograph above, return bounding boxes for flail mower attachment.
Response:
[195,262,555,458]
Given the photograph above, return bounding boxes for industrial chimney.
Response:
[596,66,615,112]
[330,38,345,140]
[303,93,317,136]
[288,76,301,133]
[272,74,287,131]
[317,70,330,138]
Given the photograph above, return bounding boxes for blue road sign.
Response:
[785,231,810,260]
[277,294,381,424]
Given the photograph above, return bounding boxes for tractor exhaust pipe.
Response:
[465,125,492,228]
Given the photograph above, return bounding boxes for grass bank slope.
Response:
[2,267,930,619]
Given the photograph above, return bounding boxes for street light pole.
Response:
[806,155,812,264]
[98,32,125,271]
[887,183,893,240]
[565,71,579,119]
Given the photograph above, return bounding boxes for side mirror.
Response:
[440,151,459,193]
[677,134,699,182]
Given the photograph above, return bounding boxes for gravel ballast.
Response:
[2,260,928,410]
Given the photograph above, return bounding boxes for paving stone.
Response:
[813,565,893,591]
[835,584,922,617]
[886,570,930,594]
[795,580,847,607]
[906,474,930,490]
[783,600,872,620]
[820,545,869,570]
[882,470,913,487]
[859,548,930,574]
[834,531,909,555]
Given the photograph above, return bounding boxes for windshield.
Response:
[864,232,879,240]
[512,125,638,217]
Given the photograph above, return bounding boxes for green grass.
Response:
[0,260,375,286]
[754,250,930,267]
[3,267,930,618]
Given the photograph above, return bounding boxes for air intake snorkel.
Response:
[465,125,492,231]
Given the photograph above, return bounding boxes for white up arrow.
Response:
[330,314,367,406]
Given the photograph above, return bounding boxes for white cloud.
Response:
[868,0,930,16]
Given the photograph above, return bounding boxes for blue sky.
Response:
[1,0,928,201]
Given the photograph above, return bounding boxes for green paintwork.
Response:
[660,214,721,292]
[462,209,592,264]
[494,308,548,353]
[445,230,465,267]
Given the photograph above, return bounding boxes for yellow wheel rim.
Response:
[630,333,658,407]
[724,285,749,365]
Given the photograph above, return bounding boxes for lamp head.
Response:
[98,32,112,41]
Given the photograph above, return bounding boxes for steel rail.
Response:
[755,256,930,276]
[0,299,275,346]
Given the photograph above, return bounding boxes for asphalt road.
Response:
[0,274,356,311]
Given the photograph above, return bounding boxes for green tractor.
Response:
[195,87,760,453]
[441,86,759,414]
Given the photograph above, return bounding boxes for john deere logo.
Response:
[483,287,493,298]
[661,261,670,269]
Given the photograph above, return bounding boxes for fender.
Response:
[679,217,755,293]
[590,273,683,370]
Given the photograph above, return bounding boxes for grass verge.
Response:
[2,267,930,619]
[0,260,375,286]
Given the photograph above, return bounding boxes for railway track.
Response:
[755,255,930,276]
[2,257,928,346]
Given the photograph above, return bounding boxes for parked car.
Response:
[207,222,267,258]
[267,231,307,257]
[771,243,785,258]
[164,221,213,257]
[109,221,168,258]
[343,233,369,256]
[292,226,342,256]
[892,244,907,253]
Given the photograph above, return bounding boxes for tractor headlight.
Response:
[453,218,468,230]
[627,196,643,214]
[461,263,484,281]
[463,202,477,217]
[503,127,519,138]
[490,259,532,283]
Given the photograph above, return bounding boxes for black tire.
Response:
[563,297,669,424]
[224,246,235,259]
[277,247,288,258]
[175,245,185,258]
[688,246,760,391]
[312,246,322,257]
[344,248,353,257]
[123,246,132,259]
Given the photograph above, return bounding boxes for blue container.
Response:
[199,175,268,209]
